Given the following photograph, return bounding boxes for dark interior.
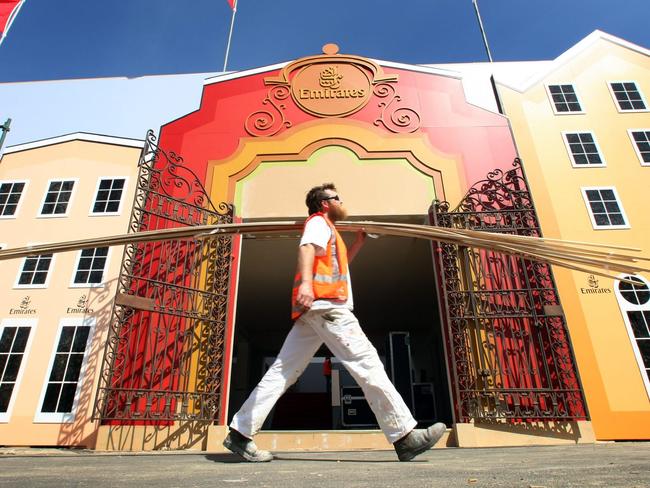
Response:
[227,215,453,430]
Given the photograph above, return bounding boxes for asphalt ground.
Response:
[0,442,648,488]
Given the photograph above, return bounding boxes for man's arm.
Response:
[347,231,367,263]
[295,243,316,310]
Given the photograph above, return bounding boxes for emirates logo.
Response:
[10,296,36,315]
[580,274,611,295]
[20,296,31,310]
[319,66,343,89]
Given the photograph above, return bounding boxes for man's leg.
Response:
[307,308,445,460]
[225,317,322,460]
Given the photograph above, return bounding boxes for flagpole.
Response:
[0,119,11,153]
[223,0,238,72]
[472,0,493,62]
[0,0,27,48]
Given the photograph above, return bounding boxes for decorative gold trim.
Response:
[264,44,398,86]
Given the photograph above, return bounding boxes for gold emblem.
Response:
[263,44,398,119]
[319,66,343,89]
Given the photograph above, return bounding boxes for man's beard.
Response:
[327,205,348,222]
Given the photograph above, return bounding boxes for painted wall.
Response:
[496,34,650,439]
[0,138,141,446]
[159,62,518,205]
[153,53,519,424]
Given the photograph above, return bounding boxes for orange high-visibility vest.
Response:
[291,213,349,320]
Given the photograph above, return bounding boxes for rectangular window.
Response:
[36,319,93,422]
[72,247,109,286]
[40,180,75,216]
[629,130,650,165]
[563,132,605,167]
[0,321,34,422]
[581,187,629,229]
[610,82,647,111]
[91,178,126,214]
[16,254,54,288]
[548,84,582,113]
[0,181,26,217]
[628,311,650,340]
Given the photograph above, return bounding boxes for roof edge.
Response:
[203,57,462,86]
[497,30,650,92]
[3,132,145,155]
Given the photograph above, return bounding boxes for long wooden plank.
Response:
[0,221,646,279]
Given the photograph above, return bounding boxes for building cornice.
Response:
[3,132,145,155]
[496,30,650,93]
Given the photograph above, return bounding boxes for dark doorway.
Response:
[227,215,453,431]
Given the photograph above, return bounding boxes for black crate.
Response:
[413,382,436,423]
[340,386,377,428]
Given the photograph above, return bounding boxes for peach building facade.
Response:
[0,134,142,447]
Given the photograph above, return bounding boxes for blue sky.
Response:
[0,0,649,82]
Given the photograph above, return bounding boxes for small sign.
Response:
[9,296,37,315]
[291,63,372,117]
[580,274,612,295]
[66,294,94,314]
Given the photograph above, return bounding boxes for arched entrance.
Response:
[210,129,465,432]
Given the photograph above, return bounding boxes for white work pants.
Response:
[229,308,417,444]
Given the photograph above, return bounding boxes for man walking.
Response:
[223,183,446,462]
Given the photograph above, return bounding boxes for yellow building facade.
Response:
[0,134,142,447]
[496,31,650,440]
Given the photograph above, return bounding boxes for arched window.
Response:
[615,275,650,399]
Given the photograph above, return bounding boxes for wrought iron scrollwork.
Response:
[432,159,587,423]
[93,130,234,423]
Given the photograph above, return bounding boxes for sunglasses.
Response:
[322,195,340,202]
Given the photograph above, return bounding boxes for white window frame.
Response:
[545,83,585,115]
[0,180,29,219]
[0,318,37,423]
[88,176,129,216]
[69,247,111,288]
[628,129,650,167]
[34,317,95,423]
[37,178,78,219]
[562,131,606,168]
[614,274,650,400]
[580,186,630,230]
[14,246,56,289]
[607,81,649,113]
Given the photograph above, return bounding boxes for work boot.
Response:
[393,423,446,462]
[223,430,273,462]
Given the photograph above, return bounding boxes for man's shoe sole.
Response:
[222,437,273,463]
[398,424,446,462]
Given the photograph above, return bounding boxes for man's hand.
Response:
[296,281,315,310]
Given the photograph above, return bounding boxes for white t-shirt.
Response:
[299,215,353,311]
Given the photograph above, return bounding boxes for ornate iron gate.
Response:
[93,130,233,422]
[432,159,587,423]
